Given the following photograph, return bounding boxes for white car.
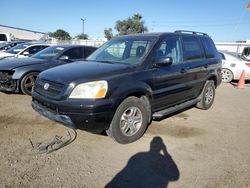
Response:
[219,51,250,82]
[0,43,50,60]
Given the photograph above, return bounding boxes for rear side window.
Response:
[201,37,218,58]
[84,47,96,58]
[62,47,85,59]
[182,37,204,61]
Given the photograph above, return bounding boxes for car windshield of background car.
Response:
[6,43,29,54]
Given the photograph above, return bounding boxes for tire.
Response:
[106,96,149,144]
[221,68,233,83]
[196,80,215,110]
[20,72,39,95]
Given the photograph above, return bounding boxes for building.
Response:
[215,40,250,54]
[0,25,46,41]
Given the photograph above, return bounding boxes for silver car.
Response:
[219,51,250,82]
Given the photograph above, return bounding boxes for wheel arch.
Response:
[207,74,218,88]
[112,87,153,123]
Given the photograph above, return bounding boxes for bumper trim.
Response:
[32,100,75,129]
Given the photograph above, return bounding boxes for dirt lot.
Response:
[0,83,250,188]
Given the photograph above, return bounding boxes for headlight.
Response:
[69,80,108,99]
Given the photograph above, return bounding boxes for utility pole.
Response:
[80,18,86,36]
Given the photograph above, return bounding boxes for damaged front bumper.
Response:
[0,70,19,92]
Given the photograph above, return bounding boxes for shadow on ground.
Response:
[105,136,180,188]
[230,80,250,87]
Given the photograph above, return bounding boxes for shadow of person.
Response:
[105,136,180,188]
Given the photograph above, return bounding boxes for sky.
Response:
[1,0,250,41]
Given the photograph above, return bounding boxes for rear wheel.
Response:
[196,80,215,110]
[106,96,149,144]
[20,72,39,95]
[221,68,233,83]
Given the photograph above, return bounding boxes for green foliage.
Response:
[104,28,113,40]
[76,33,89,40]
[51,29,71,40]
[115,13,148,35]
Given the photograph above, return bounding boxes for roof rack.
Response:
[174,30,208,36]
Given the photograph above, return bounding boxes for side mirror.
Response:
[59,55,69,60]
[23,51,30,56]
[154,57,173,67]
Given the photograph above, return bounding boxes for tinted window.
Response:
[0,34,7,41]
[183,37,204,61]
[201,37,218,58]
[84,47,96,58]
[155,37,182,64]
[62,47,85,59]
[243,47,250,56]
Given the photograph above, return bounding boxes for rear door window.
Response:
[201,37,218,58]
[84,47,96,58]
[62,47,85,59]
[182,37,204,61]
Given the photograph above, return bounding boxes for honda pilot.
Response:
[32,31,222,144]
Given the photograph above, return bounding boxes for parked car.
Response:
[241,47,250,61]
[0,41,26,51]
[0,42,50,60]
[31,30,221,144]
[0,45,97,95]
[219,51,250,82]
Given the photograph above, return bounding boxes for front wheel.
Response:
[196,80,215,110]
[106,96,149,144]
[20,72,39,95]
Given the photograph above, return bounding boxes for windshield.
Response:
[31,46,64,60]
[223,52,242,61]
[87,37,153,65]
[6,43,29,54]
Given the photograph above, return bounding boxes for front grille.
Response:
[34,78,65,99]
[33,98,58,113]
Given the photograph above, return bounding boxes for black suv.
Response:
[32,31,222,144]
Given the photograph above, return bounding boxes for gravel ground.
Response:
[0,83,249,188]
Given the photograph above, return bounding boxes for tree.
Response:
[51,29,71,40]
[76,33,89,40]
[115,13,148,35]
[104,28,113,40]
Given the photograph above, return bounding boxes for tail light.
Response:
[246,63,250,67]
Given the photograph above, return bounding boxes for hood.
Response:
[39,61,133,84]
[0,57,47,70]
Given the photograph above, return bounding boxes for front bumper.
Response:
[0,71,19,92]
[32,91,115,131]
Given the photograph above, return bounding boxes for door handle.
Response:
[180,68,188,73]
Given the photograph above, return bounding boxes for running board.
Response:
[152,98,200,119]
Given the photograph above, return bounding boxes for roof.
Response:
[50,44,98,49]
[113,31,210,39]
[0,25,45,35]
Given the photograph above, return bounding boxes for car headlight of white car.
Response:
[69,80,108,99]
